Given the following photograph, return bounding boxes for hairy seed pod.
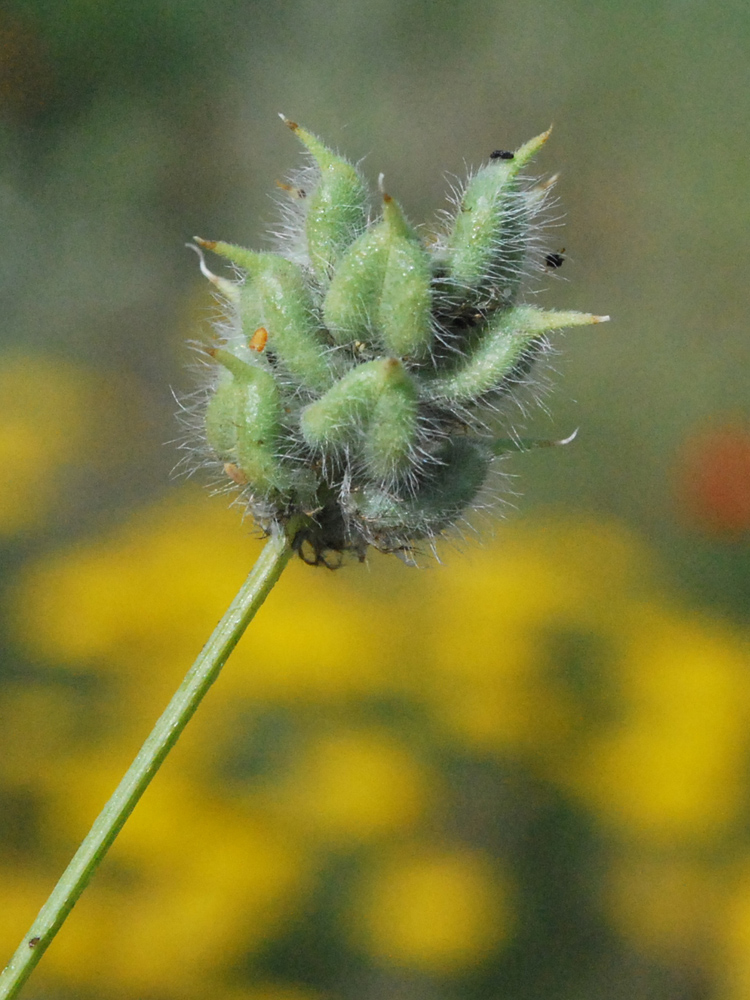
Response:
[445,130,550,302]
[323,186,433,360]
[300,358,418,479]
[425,306,608,405]
[362,361,419,480]
[350,437,490,542]
[204,349,291,496]
[281,116,369,282]
[186,118,608,564]
[196,240,332,392]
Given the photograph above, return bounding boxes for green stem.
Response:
[0,524,296,1000]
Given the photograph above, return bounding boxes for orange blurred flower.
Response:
[676,423,750,537]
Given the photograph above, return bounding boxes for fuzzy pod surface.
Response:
[186,119,608,565]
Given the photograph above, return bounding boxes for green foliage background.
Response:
[1,3,749,999]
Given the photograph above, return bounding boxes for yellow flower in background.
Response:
[432,514,657,631]
[420,516,750,846]
[0,354,91,535]
[354,845,511,973]
[12,490,261,672]
[36,773,310,996]
[0,722,313,998]
[274,727,431,844]
[0,681,86,790]
[0,871,59,969]
[418,516,650,758]
[565,608,750,844]
[718,859,750,1000]
[12,487,406,704]
[0,353,154,539]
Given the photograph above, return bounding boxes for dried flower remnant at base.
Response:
[186,117,608,564]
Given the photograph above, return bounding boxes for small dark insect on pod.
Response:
[490,150,515,160]
[545,249,566,269]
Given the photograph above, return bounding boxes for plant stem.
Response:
[0,524,296,1000]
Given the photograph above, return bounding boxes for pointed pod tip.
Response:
[536,125,553,144]
[513,126,553,167]
[378,183,413,238]
[518,307,612,335]
[186,241,213,273]
[533,125,553,147]
[552,310,611,328]
[556,428,579,446]
[490,429,579,455]
[187,241,241,302]
[569,311,610,327]
[279,118,335,168]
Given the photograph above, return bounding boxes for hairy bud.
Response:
[323,185,434,361]
[280,116,369,281]
[183,120,608,565]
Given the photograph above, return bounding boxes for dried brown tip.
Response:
[193,236,217,250]
[534,173,559,193]
[276,179,306,199]
[278,113,298,132]
[377,172,392,202]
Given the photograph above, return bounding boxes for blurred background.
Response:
[1,1,750,998]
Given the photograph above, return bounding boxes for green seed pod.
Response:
[300,360,385,452]
[281,116,369,282]
[301,357,418,479]
[363,363,419,480]
[323,186,433,360]
[204,349,290,496]
[425,306,608,405]
[196,239,332,393]
[445,130,550,302]
[350,437,490,543]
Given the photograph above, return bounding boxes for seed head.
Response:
[184,119,608,566]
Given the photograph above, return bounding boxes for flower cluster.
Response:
[188,118,607,564]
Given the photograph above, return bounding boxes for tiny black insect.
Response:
[490,150,514,161]
[545,250,566,269]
